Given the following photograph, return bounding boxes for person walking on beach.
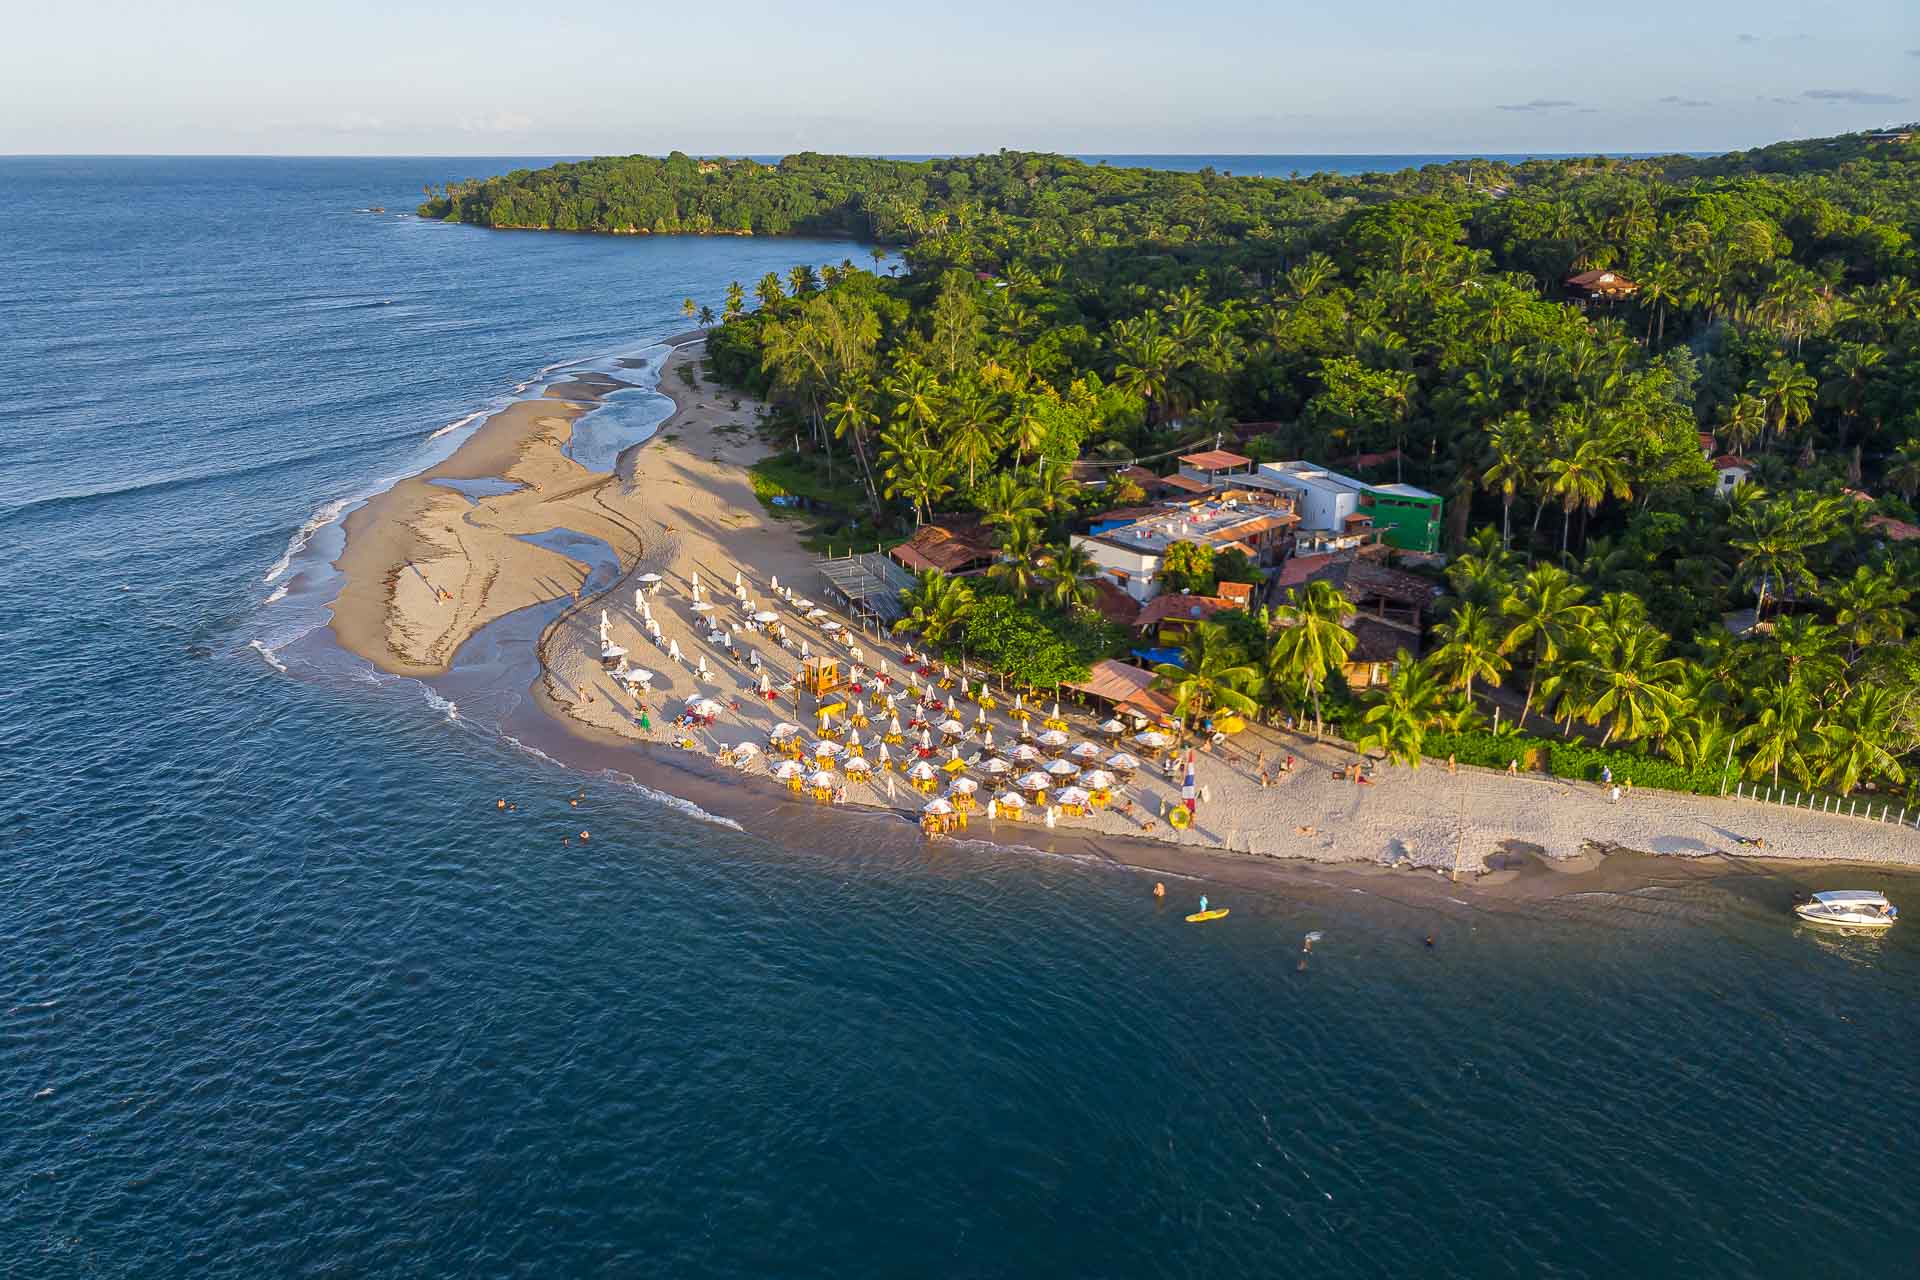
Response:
[1506,758,1519,776]
[1609,784,1622,803]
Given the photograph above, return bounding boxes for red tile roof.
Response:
[1712,454,1753,471]
[1135,594,1231,629]
[1178,449,1253,471]
[1065,659,1176,718]
[1085,578,1143,625]
[1158,472,1214,494]
[1868,514,1920,542]
[889,525,995,574]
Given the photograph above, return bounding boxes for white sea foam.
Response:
[422,689,459,721]
[264,496,352,582]
[264,583,289,605]
[614,777,746,831]
[249,640,288,673]
[427,410,485,441]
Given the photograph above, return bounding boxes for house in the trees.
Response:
[1565,268,1638,304]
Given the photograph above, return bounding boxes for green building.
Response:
[1362,483,1443,554]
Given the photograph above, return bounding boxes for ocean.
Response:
[2,157,1917,1278]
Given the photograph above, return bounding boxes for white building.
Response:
[1071,498,1296,602]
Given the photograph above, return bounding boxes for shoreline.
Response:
[322,334,1920,881]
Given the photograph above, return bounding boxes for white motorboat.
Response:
[1793,890,1898,930]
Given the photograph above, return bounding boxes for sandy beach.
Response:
[331,338,1920,877]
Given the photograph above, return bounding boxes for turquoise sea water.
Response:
[2,157,1918,1278]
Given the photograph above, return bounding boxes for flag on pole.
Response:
[1182,749,1197,814]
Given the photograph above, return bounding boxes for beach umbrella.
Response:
[889,713,903,735]
[770,575,779,592]
[923,797,955,816]
[667,639,682,663]
[854,698,867,718]
[1106,752,1141,771]
[800,640,811,659]
[733,570,742,589]
[908,761,938,782]
[949,776,978,795]
[978,757,1010,776]
[959,676,971,698]
[1014,693,1025,709]
[771,759,806,780]
[1055,786,1090,808]
[1016,770,1052,792]
[975,704,987,725]
[875,742,892,765]
[770,722,800,741]
[686,696,723,717]
[731,741,759,760]
[695,655,710,679]
[691,571,700,592]
[691,600,713,613]
[637,572,663,584]
[1070,741,1101,761]
[1045,758,1079,778]
[814,740,843,758]
[919,728,932,750]
[1049,701,1059,718]
[754,610,779,623]
[939,719,964,736]
[621,667,654,687]
[823,620,841,632]
[1134,730,1173,749]
[981,729,995,749]
[848,727,863,749]
[1100,718,1125,735]
[992,790,1026,811]
[807,769,837,790]
[1037,729,1070,747]
[1011,743,1042,763]
[1081,769,1117,790]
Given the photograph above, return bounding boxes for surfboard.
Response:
[1185,908,1230,923]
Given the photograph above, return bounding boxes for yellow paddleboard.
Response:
[1185,908,1230,923]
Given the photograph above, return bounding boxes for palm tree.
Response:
[1355,653,1445,766]
[1739,682,1817,788]
[697,304,716,327]
[1110,317,1184,425]
[1543,427,1632,554]
[1044,543,1100,611]
[1830,564,1911,660]
[1500,564,1589,725]
[723,280,746,322]
[1817,687,1907,796]
[1729,493,1836,620]
[1482,413,1537,549]
[1152,621,1261,728]
[681,297,696,322]
[1717,394,1768,455]
[1578,616,1687,746]
[879,428,953,527]
[975,472,1032,541]
[1268,580,1356,739]
[1821,342,1884,450]
[941,382,1001,490]
[1750,358,1817,449]
[1637,257,1682,345]
[893,570,975,648]
[1429,603,1510,703]
[988,522,1045,600]
[825,381,883,520]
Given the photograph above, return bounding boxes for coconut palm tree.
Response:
[697,304,717,327]
[1267,580,1356,739]
[879,428,953,527]
[1739,682,1818,788]
[681,297,697,321]
[1577,616,1688,746]
[1816,687,1907,796]
[1500,564,1590,725]
[723,280,746,322]
[941,381,1001,490]
[1429,603,1510,703]
[1152,621,1261,728]
[1830,564,1911,660]
[1751,358,1817,449]
[988,522,1045,600]
[1044,543,1100,611]
[893,570,975,647]
[1482,413,1538,549]
[1355,653,1445,766]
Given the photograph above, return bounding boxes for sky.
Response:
[4,0,1915,156]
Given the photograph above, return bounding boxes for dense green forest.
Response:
[428,130,1920,797]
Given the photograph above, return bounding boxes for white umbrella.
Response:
[1070,741,1102,760]
[975,704,987,725]
[621,667,654,687]
[686,696,723,717]
[1045,758,1080,777]
[1055,786,1090,807]
[757,672,773,696]
[814,740,844,758]
[1134,730,1173,749]
[795,598,814,610]
[982,729,995,749]
[1037,729,1070,747]
[908,761,938,781]
[667,639,682,663]
[848,728,863,749]
[754,610,779,623]
[770,575,779,592]
[807,769,837,789]
[772,759,805,779]
[919,728,932,750]
[875,742,892,765]
[1049,700,1060,718]
[800,641,811,659]
[822,619,842,632]
[1012,744,1042,763]
[1107,752,1141,771]
[939,719,965,735]
[637,572,663,584]
[691,571,701,591]
[923,797,955,815]
[949,777,978,795]
[770,722,801,741]
[1082,769,1117,790]
[889,714,903,735]
[959,676,971,698]
[978,757,1011,776]
[691,600,713,613]
[992,790,1026,810]
[695,655,710,679]
[733,570,743,588]
[1016,770,1052,791]
[731,742,760,760]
